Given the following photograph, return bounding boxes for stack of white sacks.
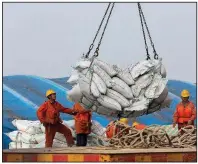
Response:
[5,119,107,149]
[67,57,170,118]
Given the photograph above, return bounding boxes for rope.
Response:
[85,3,111,58]
[98,123,196,149]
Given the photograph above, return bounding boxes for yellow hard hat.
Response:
[132,122,139,126]
[119,118,128,124]
[181,89,190,98]
[46,89,56,97]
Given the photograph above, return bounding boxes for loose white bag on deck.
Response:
[9,142,36,149]
[12,119,42,134]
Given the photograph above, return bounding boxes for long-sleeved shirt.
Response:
[37,100,74,124]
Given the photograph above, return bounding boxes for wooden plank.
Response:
[3,147,196,154]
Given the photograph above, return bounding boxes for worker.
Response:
[73,103,92,146]
[37,89,78,148]
[106,118,129,139]
[132,122,146,130]
[67,95,92,146]
[173,89,196,131]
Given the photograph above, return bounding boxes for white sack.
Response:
[131,85,142,98]
[33,139,68,148]
[117,69,135,86]
[5,131,22,142]
[95,106,120,117]
[9,142,36,149]
[111,77,133,99]
[90,81,100,98]
[81,96,93,109]
[87,133,108,146]
[75,58,91,70]
[67,70,79,85]
[78,74,95,100]
[97,95,122,111]
[149,87,168,109]
[145,74,167,99]
[93,65,112,87]
[125,98,150,111]
[6,131,45,144]
[106,89,130,107]
[135,72,154,89]
[91,120,106,137]
[92,73,107,94]
[67,84,83,102]
[63,120,75,130]
[152,59,166,78]
[12,119,42,134]
[54,129,76,143]
[93,58,117,77]
[130,60,154,80]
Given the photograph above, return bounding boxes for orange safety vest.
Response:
[106,122,129,139]
[106,122,119,139]
[174,101,196,123]
[73,103,92,134]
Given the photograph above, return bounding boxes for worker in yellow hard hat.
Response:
[132,121,146,130]
[37,89,78,147]
[173,89,196,132]
[119,118,128,125]
[106,118,129,139]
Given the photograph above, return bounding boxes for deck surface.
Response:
[3,146,196,154]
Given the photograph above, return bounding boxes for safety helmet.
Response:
[132,122,139,127]
[119,118,128,124]
[46,89,56,98]
[181,89,190,98]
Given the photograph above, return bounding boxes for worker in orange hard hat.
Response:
[106,118,129,139]
[132,122,146,130]
[173,89,196,131]
[37,89,78,148]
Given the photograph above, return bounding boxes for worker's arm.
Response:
[37,103,47,123]
[78,109,92,114]
[190,103,196,121]
[57,102,77,115]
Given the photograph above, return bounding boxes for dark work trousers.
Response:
[76,133,88,146]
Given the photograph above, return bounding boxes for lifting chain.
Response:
[85,3,111,58]
[137,3,150,60]
[138,3,159,60]
[94,3,115,57]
